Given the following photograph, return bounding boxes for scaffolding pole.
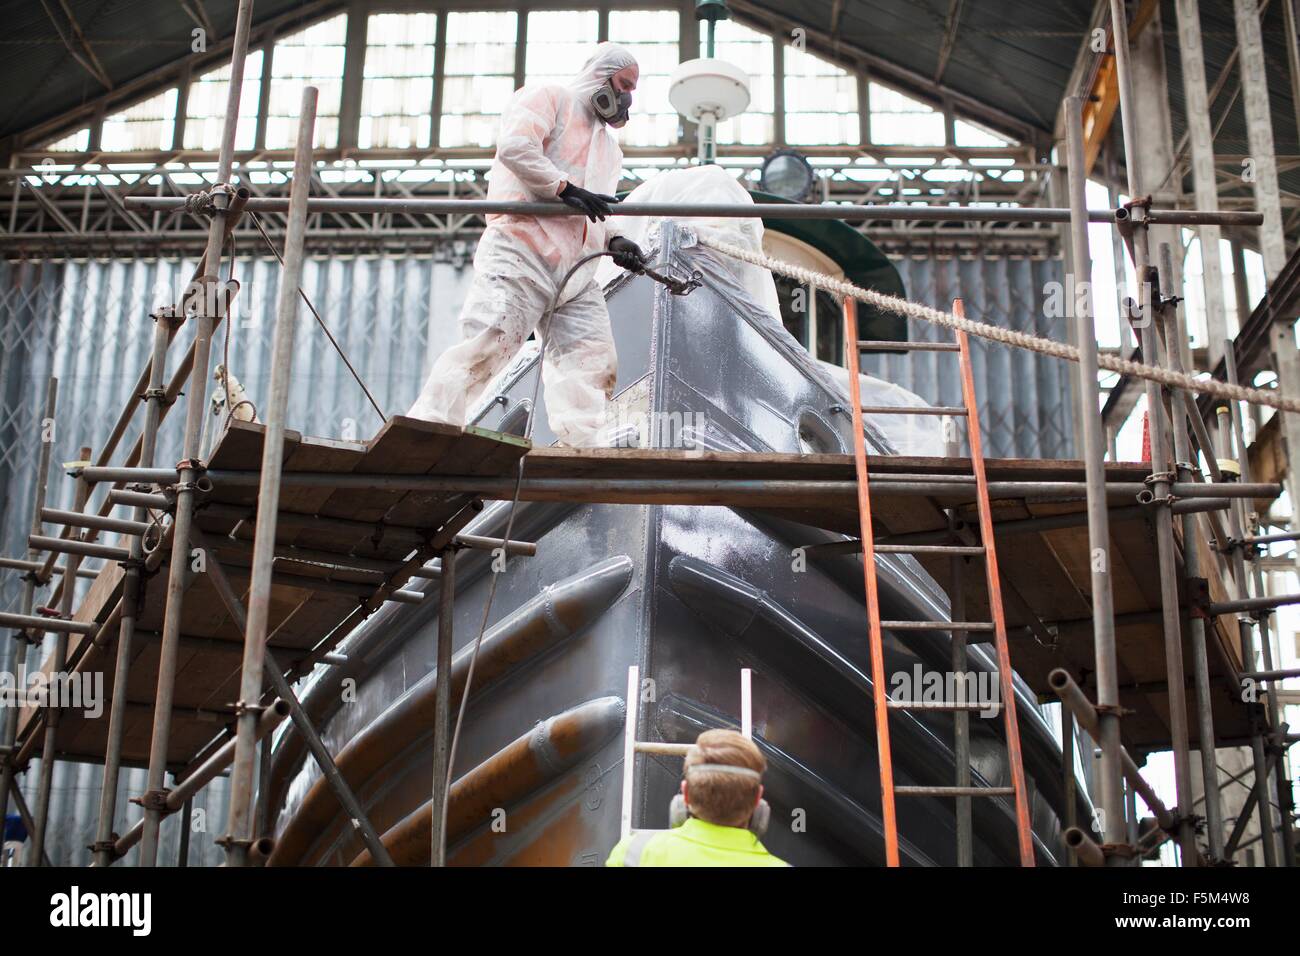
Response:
[27,445,91,866]
[121,194,1263,227]
[431,545,456,867]
[1159,242,1226,860]
[1110,0,1197,865]
[0,377,57,843]
[138,0,254,868]
[93,309,174,868]
[199,541,394,867]
[1064,93,1126,862]
[221,81,316,868]
[1221,348,1294,865]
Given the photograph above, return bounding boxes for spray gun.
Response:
[640,261,703,296]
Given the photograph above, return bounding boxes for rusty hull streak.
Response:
[457,802,588,867]
[449,777,587,866]
[349,696,625,866]
[269,556,633,866]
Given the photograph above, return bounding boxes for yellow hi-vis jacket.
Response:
[605,818,790,867]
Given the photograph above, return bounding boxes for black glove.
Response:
[608,235,648,273]
[559,182,618,222]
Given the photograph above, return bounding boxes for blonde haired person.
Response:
[607,729,789,867]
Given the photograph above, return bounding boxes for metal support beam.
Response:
[1174,0,1230,371]
[1286,0,1300,144]
[40,0,114,90]
[933,0,965,84]
[1235,0,1289,277]
[178,0,215,38]
[1132,3,1188,371]
[337,0,367,152]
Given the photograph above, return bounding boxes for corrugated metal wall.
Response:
[0,252,473,865]
[863,255,1075,461]
[0,245,1070,865]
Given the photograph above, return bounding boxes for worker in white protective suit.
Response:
[408,43,649,445]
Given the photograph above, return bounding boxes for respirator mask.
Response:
[591,78,632,127]
[669,763,771,837]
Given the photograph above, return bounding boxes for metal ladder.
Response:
[619,666,753,840]
[846,297,1035,867]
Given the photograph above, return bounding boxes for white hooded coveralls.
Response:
[408,43,636,445]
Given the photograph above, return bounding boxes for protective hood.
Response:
[568,42,638,124]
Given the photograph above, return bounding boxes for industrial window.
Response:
[954,118,1009,148]
[267,14,347,149]
[440,11,518,148]
[869,82,944,147]
[701,20,773,146]
[184,50,264,151]
[43,127,90,152]
[360,13,437,149]
[784,46,857,146]
[100,89,178,152]
[524,10,598,89]
[608,9,680,148]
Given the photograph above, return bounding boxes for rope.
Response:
[248,211,388,425]
[696,234,1300,416]
[182,183,236,218]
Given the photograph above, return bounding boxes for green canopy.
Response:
[749,189,908,344]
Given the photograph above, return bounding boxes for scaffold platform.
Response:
[13,418,1267,782]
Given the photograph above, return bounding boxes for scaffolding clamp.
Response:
[131,788,173,814]
[173,459,211,495]
[139,385,174,408]
[1122,194,1153,221]
[231,699,268,718]
[183,182,235,218]
[1100,841,1136,861]
[87,838,123,860]
[1094,702,1135,719]
[1187,577,1212,619]
[213,834,254,852]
